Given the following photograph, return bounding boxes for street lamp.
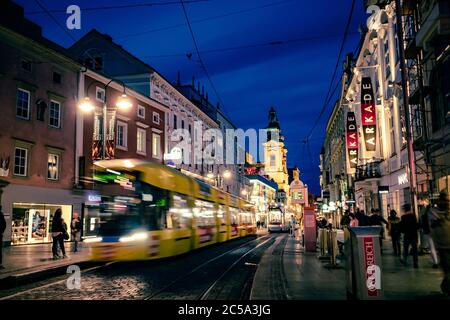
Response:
[223,170,231,179]
[78,79,132,160]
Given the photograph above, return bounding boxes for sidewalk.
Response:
[251,233,449,300]
[0,242,92,286]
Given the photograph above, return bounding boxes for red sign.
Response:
[363,237,378,297]
[346,111,358,168]
[361,77,377,152]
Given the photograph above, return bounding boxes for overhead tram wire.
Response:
[114,0,296,40]
[33,0,77,43]
[303,0,356,143]
[139,31,361,59]
[179,0,226,112]
[27,0,210,14]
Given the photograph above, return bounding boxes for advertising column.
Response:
[303,207,317,252]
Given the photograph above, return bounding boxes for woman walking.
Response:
[51,209,67,259]
[388,209,401,256]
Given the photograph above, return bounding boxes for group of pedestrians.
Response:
[51,210,82,260]
[340,191,449,295]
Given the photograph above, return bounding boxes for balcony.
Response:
[355,161,382,182]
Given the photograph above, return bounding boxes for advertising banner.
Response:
[346,111,358,168]
[361,77,377,152]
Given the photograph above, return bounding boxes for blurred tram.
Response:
[84,159,256,261]
[267,205,284,232]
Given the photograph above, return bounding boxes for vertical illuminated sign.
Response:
[361,77,377,152]
[346,111,358,168]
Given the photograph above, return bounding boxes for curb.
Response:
[0,260,100,290]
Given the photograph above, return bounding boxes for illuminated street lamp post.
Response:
[78,79,132,160]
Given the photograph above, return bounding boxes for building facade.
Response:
[400,0,450,200]
[0,1,83,245]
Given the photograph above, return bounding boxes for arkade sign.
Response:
[361,77,377,152]
[346,111,358,169]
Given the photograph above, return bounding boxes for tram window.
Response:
[166,193,191,229]
[229,207,239,226]
[217,204,226,225]
[194,200,215,227]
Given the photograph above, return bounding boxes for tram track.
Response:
[1,234,273,300]
[145,233,276,300]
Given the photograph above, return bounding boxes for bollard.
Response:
[318,228,329,260]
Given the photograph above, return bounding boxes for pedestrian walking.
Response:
[349,213,359,227]
[429,191,450,295]
[0,206,6,269]
[399,203,419,268]
[340,210,351,228]
[71,213,82,253]
[418,194,439,268]
[355,209,369,226]
[387,209,401,256]
[51,209,67,259]
[369,209,388,252]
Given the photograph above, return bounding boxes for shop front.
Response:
[1,184,83,246]
[386,167,411,216]
[11,203,72,245]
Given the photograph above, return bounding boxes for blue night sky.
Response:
[15,0,368,195]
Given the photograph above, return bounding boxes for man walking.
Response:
[418,194,439,268]
[0,206,6,269]
[70,213,82,253]
[399,203,419,268]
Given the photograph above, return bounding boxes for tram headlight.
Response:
[119,232,148,243]
[83,236,103,243]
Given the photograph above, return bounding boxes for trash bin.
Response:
[344,226,384,300]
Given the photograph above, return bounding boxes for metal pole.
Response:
[395,0,418,216]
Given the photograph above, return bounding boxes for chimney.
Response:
[205,93,208,102]
[177,71,181,86]
[197,81,201,93]
[201,86,205,97]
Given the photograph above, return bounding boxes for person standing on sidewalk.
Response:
[71,213,82,253]
[0,206,6,269]
[418,194,439,268]
[399,203,419,268]
[369,209,388,252]
[387,209,401,256]
[51,209,67,259]
[429,191,450,295]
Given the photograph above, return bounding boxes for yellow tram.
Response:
[85,159,256,261]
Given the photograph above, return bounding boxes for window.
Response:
[389,109,396,156]
[137,105,145,119]
[47,153,59,180]
[181,120,185,130]
[152,133,161,158]
[116,121,128,149]
[21,59,32,72]
[173,114,177,130]
[270,154,276,168]
[384,38,390,80]
[96,87,105,102]
[49,100,61,128]
[188,124,192,135]
[52,72,62,84]
[137,128,146,154]
[14,147,28,176]
[16,89,30,119]
[152,112,160,124]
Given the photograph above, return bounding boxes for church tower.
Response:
[263,106,289,195]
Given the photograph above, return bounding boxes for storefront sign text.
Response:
[361,77,377,152]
